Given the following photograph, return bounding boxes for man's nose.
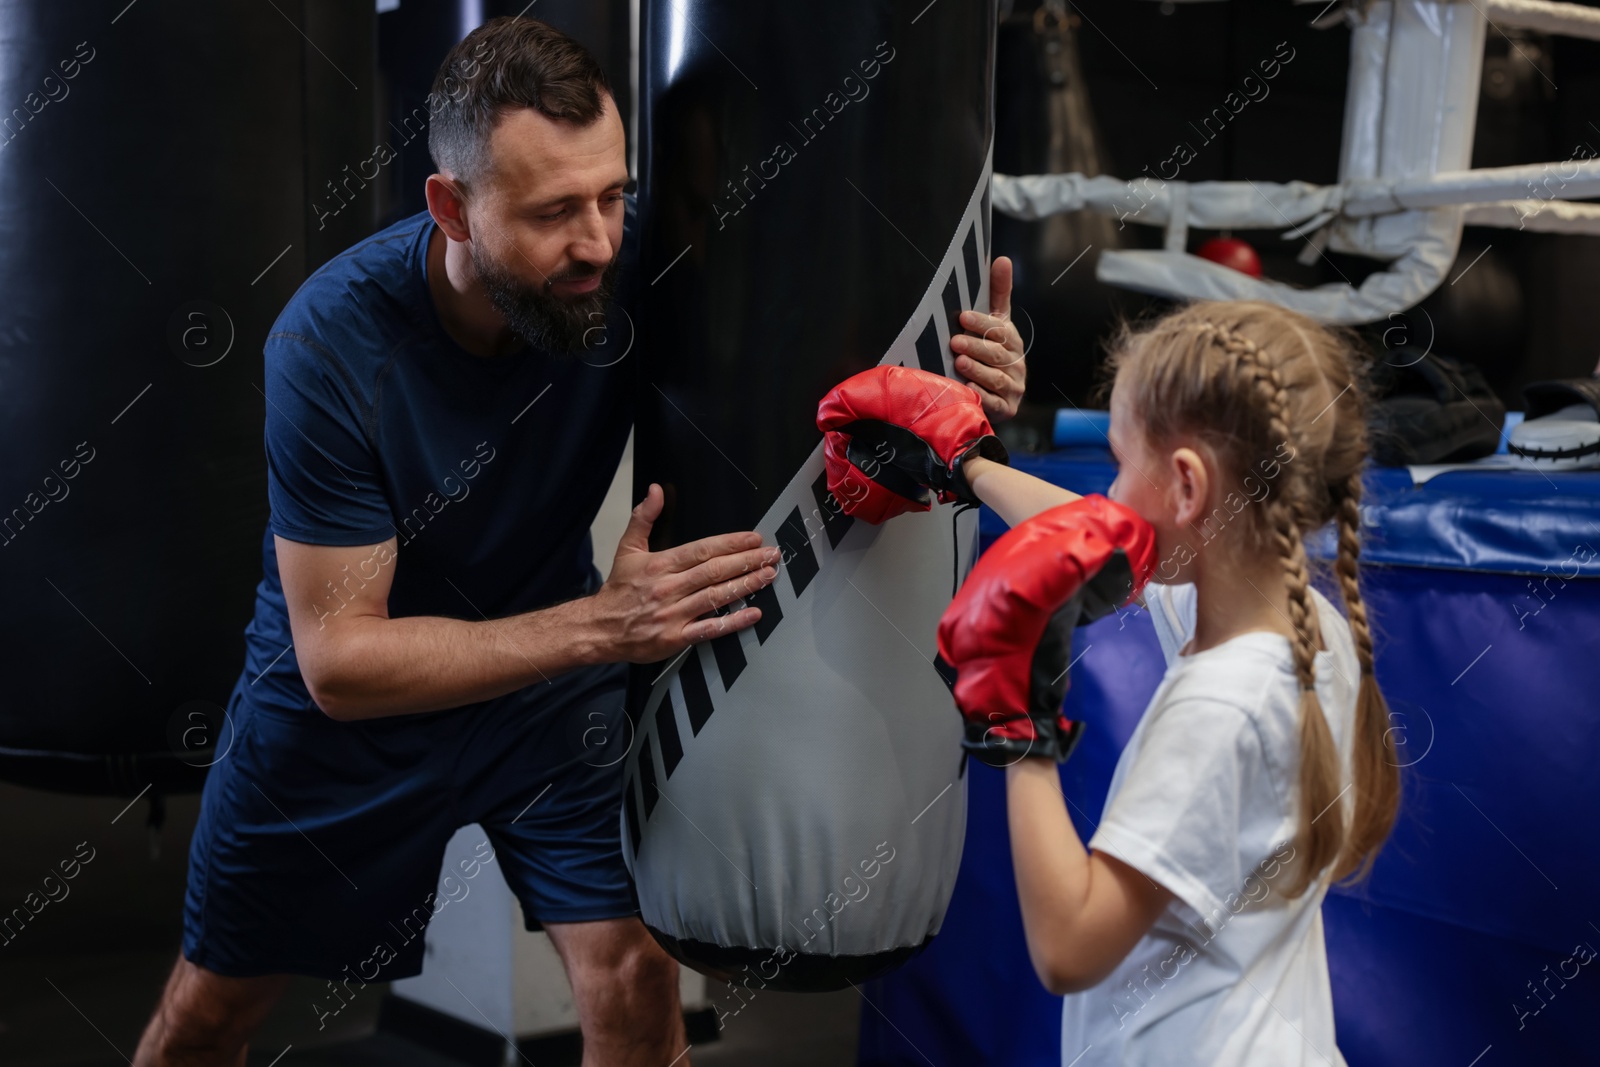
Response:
[568,205,613,267]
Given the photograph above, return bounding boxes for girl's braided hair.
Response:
[1108,301,1397,896]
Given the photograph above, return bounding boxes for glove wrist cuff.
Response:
[945,434,1010,507]
[960,713,1084,768]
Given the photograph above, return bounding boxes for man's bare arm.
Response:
[279,484,779,721]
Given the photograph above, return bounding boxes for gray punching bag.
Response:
[624,0,997,991]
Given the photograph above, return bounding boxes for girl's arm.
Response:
[965,456,1081,528]
[1006,760,1173,994]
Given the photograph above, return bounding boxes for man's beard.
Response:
[472,243,620,355]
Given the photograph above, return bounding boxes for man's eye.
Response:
[538,210,566,222]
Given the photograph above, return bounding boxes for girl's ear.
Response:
[1168,446,1210,528]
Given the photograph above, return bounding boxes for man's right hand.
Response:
[590,483,780,664]
[275,485,778,721]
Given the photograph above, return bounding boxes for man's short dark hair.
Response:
[427,16,612,187]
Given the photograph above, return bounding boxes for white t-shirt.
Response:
[1059,581,1358,1067]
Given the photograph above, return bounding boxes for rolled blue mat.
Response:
[1497,410,1524,454]
[1053,407,1111,448]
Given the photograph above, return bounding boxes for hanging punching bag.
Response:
[624,0,997,991]
[0,0,375,800]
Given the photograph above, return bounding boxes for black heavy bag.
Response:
[0,0,375,798]
[623,0,998,991]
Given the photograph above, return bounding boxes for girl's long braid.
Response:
[1330,468,1399,881]
[1197,321,1343,894]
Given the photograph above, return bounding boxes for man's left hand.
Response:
[951,255,1027,421]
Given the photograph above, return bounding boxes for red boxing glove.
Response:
[937,496,1156,766]
[816,365,1009,524]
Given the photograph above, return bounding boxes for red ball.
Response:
[1196,236,1263,278]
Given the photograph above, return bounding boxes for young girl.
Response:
[955,300,1401,1065]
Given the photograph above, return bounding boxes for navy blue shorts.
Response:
[182,663,637,980]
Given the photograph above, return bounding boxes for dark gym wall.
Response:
[1013,0,1600,410]
[996,0,1355,406]
[1475,21,1600,399]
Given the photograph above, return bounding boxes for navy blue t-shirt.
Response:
[239,201,636,719]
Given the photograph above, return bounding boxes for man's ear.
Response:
[1168,446,1210,529]
[425,174,471,243]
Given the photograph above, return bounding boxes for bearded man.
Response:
[135,16,1026,1066]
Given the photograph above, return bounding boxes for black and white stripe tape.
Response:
[623,153,994,861]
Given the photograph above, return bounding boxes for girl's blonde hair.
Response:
[1107,300,1398,897]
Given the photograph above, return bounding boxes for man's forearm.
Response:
[306,596,608,721]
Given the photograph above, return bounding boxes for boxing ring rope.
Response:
[992,0,1600,323]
